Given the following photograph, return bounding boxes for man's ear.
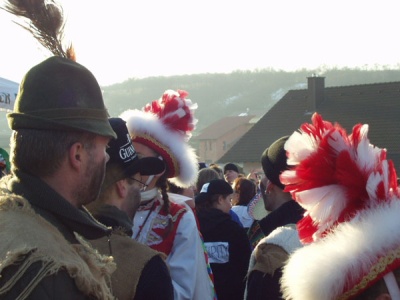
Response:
[68,142,84,170]
[266,181,275,194]
[116,179,127,198]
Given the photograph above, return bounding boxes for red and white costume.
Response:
[121,90,216,300]
[133,193,214,300]
[280,113,400,299]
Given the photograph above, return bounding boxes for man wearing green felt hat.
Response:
[0,1,118,298]
[0,56,118,299]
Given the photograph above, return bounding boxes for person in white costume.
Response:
[120,90,216,300]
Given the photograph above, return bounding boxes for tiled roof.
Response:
[218,80,400,172]
[194,115,256,140]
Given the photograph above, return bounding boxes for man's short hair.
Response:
[10,129,96,177]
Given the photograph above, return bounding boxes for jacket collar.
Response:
[6,170,111,241]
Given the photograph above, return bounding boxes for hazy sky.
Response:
[1,0,399,86]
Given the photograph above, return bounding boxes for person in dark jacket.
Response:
[0,57,117,297]
[245,136,305,300]
[195,179,251,300]
[0,2,119,297]
[88,118,174,300]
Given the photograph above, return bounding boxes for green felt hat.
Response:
[7,56,116,139]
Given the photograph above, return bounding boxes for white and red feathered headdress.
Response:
[120,90,198,188]
[280,113,400,299]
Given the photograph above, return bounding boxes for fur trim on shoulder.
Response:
[260,224,302,255]
[281,199,400,300]
[0,194,115,299]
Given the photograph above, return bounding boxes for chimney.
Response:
[307,75,325,112]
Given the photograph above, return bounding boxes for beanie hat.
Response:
[261,136,289,189]
[280,113,400,300]
[195,179,233,204]
[120,90,198,188]
[7,57,116,139]
[107,118,165,178]
[223,163,239,174]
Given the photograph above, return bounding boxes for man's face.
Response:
[78,136,110,206]
[125,173,143,218]
[224,170,238,184]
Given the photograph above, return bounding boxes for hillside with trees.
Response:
[2,67,400,151]
[102,67,400,135]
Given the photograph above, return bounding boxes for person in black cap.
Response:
[0,1,116,299]
[88,118,173,300]
[223,162,241,185]
[195,179,251,300]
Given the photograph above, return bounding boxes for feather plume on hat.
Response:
[2,0,116,138]
[1,0,75,60]
[280,113,400,300]
[120,90,199,188]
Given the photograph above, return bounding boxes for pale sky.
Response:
[1,0,399,86]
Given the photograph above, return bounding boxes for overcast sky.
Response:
[1,0,399,86]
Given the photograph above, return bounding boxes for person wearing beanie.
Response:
[88,118,173,300]
[0,1,116,299]
[121,90,216,300]
[244,136,304,300]
[195,179,251,300]
[257,136,304,236]
[223,162,240,185]
[280,113,400,300]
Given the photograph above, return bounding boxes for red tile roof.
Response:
[194,115,256,140]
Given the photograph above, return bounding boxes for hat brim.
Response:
[125,156,165,177]
[8,113,117,139]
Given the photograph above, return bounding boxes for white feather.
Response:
[285,132,316,165]
[327,130,348,155]
[296,185,347,224]
[281,199,400,300]
[279,170,297,185]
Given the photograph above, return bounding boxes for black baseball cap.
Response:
[107,118,165,177]
[195,179,233,204]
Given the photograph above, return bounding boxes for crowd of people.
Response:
[2,1,400,300]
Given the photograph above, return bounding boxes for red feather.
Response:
[143,90,196,136]
[284,112,400,244]
[296,215,318,244]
